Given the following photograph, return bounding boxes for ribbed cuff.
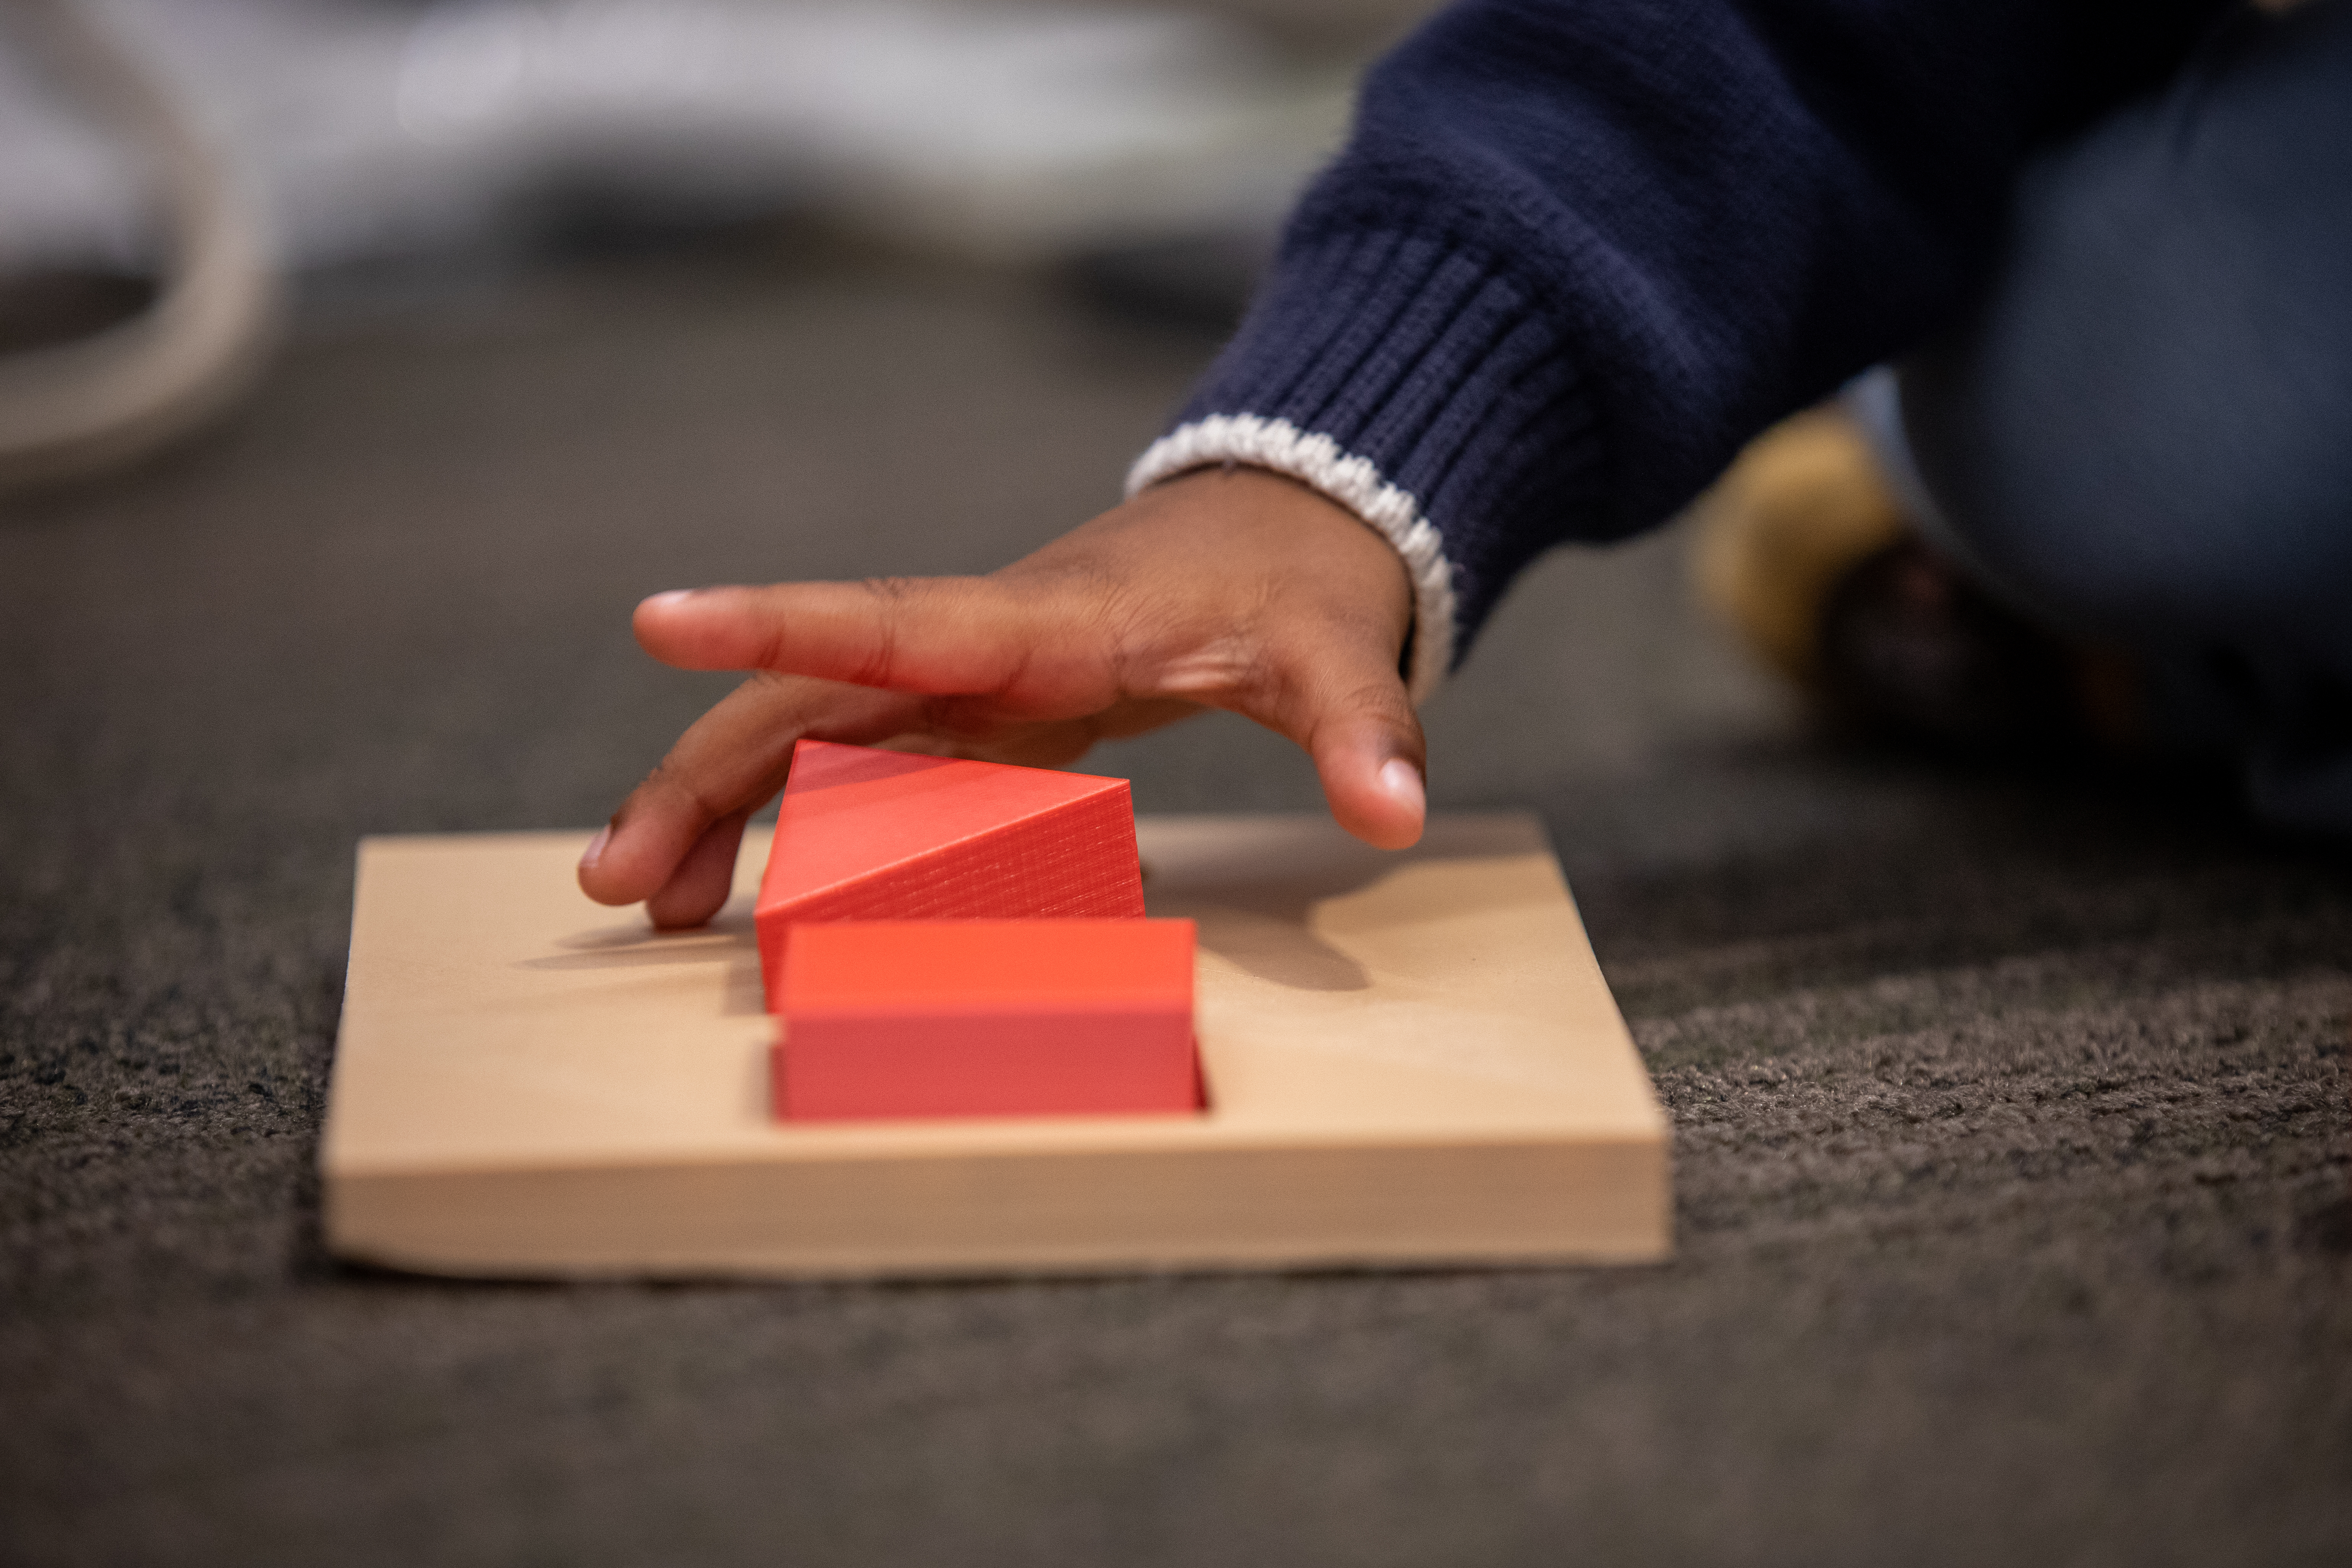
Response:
[1148,226,1606,664]
[1126,414,1455,705]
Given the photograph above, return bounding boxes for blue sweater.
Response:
[1133,0,2228,674]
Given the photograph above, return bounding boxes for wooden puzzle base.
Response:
[322,814,1670,1279]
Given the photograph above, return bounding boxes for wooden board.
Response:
[322,813,1670,1277]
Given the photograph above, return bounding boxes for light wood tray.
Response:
[323,813,1669,1278]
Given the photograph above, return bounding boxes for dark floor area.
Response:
[2,244,2347,1567]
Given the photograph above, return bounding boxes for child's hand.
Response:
[576,466,1426,927]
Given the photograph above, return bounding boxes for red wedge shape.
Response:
[755,740,1146,1011]
[773,919,1199,1120]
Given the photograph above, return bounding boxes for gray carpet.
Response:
[2,245,2347,1568]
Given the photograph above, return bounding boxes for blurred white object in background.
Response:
[0,0,1358,276]
[0,0,275,490]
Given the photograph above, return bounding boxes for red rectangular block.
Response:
[774,919,1200,1122]
[756,740,1146,1012]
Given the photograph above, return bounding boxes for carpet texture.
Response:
[2,247,2347,1568]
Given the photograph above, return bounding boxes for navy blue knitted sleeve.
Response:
[1131,0,2226,664]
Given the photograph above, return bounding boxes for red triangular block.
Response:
[755,740,1146,1011]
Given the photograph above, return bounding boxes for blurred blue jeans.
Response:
[1856,0,2352,832]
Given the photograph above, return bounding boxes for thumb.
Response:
[1311,697,1426,851]
[1247,632,1427,851]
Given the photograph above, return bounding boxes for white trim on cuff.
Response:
[1124,414,1457,705]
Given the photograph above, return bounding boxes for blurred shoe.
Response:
[1816,534,2084,753]
[1691,407,1908,688]
[1696,407,2134,755]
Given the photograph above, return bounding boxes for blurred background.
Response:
[0,0,1797,839]
[0,0,1405,293]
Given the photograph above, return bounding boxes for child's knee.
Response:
[1903,344,2352,644]
[1892,40,2352,645]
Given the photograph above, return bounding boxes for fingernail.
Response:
[1378,758,1425,815]
[580,825,611,871]
[642,589,698,609]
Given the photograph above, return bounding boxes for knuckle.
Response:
[845,580,910,688]
[1222,646,1292,711]
[642,759,728,829]
[1337,675,1412,723]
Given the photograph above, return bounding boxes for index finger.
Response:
[577,673,923,910]
[633,577,1117,714]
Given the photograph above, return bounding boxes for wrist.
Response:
[1128,417,1454,702]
